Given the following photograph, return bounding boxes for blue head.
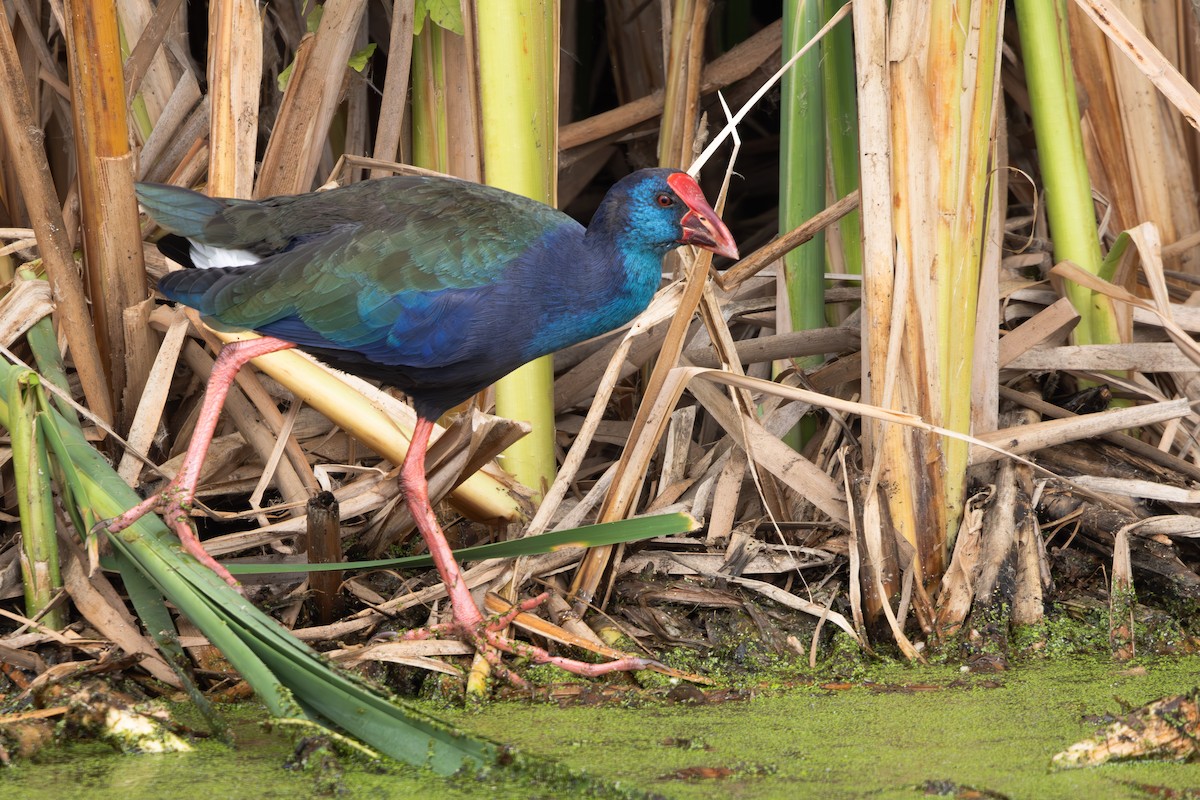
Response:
[586,168,738,261]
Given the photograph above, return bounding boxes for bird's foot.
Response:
[102,484,240,589]
[403,592,656,690]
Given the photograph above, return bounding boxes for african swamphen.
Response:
[112,168,737,683]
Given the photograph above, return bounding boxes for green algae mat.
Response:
[6,657,1200,799]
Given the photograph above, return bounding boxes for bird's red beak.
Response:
[667,173,739,260]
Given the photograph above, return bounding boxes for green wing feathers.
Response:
[141,176,573,289]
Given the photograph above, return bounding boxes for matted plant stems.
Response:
[0,11,113,424]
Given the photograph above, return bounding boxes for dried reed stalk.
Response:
[370,0,416,177]
[850,0,900,630]
[658,0,710,168]
[65,0,151,428]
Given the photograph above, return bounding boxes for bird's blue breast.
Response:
[494,224,661,362]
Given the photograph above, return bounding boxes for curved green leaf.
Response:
[227,512,699,575]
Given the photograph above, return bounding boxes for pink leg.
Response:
[400,417,486,627]
[400,418,656,687]
[107,337,296,586]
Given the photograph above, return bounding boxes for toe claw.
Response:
[398,595,657,691]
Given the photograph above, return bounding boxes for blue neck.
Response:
[509,220,667,361]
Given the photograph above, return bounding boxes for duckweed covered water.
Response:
[6,657,1200,799]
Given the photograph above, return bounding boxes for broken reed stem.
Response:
[719,190,859,290]
[122,0,186,107]
[370,0,416,178]
[306,491,344,626]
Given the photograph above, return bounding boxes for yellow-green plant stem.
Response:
[821,0,861,323]
[1013,0,1117,346]
[20,270,79,426]
[781,0,826,339]
[10,370,65,630]
[478,0,558,502]
[410,24,450,172]
[779,0,826,449]
[929,0,1004,560]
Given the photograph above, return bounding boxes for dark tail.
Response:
[136,183,226,239]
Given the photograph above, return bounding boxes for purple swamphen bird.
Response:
[110,168,737,683]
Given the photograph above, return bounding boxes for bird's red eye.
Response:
[655,192,674,207]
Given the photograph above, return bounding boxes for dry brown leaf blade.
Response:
[1072,0,1200,132]
[970,398,1191,464]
